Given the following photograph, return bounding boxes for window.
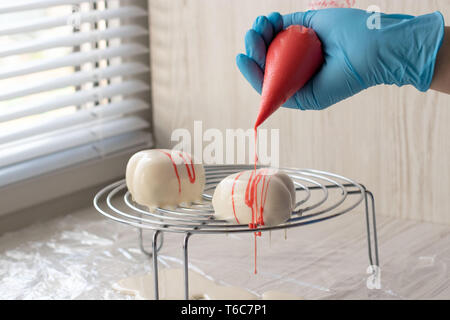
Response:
[0,0,153,190]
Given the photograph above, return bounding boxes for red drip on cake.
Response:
[177,151,196,183]
[231,172,244,224]
[231,162,272,274]
[158,150,196,194]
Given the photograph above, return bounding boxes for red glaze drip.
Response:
[230,129,273,274]
[158,150,181,193]
[254,128,258,172]
[259,172,271,226]
[231,165,272,274]
[177,152,196,183]
[158,150,196,194]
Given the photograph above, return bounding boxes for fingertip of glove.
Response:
[244,30,266,70]
[252,15,270,30]
[235,53,247,66]
[244,29,264,53]
[236,53,252,78]
[245,29,263,48]
[267,12,283,33]
[244,29,259,42]
[252,15,274,46]
[236,53,259,73]
[235,54,263,94]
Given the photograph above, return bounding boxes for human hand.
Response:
[237,8,444,110]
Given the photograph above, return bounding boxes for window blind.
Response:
[0,0,153,188]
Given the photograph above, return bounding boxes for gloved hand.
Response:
[236,8,445,110]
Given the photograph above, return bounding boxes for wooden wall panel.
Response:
[148,0,450,224]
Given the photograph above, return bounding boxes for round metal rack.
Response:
[94,165,379,300]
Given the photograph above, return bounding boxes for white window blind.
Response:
[0,0,153,188]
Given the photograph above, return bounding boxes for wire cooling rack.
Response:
[94,165,379,300]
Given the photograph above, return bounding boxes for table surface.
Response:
[1,206,450,299]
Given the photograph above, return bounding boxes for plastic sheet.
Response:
[1,207,450,299]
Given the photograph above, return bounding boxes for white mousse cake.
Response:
[212,169,295,227]
[126,149,205,211]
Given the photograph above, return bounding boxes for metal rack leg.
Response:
[152,230,162,300]
[364,190,379,267]
[183,233,192,300]
[138,217,164,257]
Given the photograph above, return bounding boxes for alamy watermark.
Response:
[171,121,280,167]
[308,1,381,30]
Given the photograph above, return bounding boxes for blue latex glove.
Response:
[236,8,445,110]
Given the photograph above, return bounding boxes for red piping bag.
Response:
[254,25,324,129]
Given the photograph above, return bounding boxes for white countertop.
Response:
[1,206,449,299]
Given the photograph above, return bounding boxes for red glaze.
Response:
[231,166,272,274]
[177,152,196,183]
[254,128,258,171]
[254,25,324,129]
[231,171,244,224]
[158,150,196,194]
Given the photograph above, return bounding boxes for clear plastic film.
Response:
[1,207,450,299]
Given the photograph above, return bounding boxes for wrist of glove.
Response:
[368,11,444,91]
